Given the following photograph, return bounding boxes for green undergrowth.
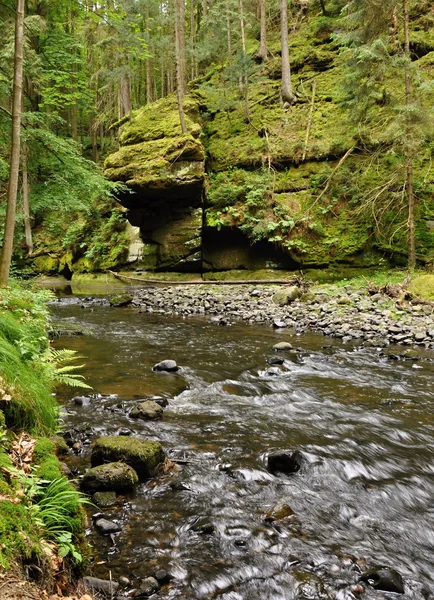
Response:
[0,282,91,577]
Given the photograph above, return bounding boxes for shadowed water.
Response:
[51,300,434,599]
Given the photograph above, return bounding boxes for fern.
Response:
[43,348,92,390]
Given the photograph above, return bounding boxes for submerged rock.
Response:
[130,400,164,420]
[82,576,119,596]
[153,359,179,372]
[109,293,134,307]
[360,567,404,594]
[93,491,117,508]
[136,576,160,597]
[267,450,303,475]
[91,436,165,479]
[264,503,295,522]
[81,461,139,493]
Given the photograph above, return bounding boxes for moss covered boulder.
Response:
[408,274,434,300]
[81,461,139,493]
[130,400,164,421]
[91,436,165,480]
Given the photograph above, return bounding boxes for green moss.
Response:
[33,438,63,481]
[32,255,60,275]
[91,436,165,480]
[0,498,41,569]
[408,274,434,300]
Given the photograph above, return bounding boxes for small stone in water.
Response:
[360,567,404,594]
[267,356,284,366]
[94,518,121,535]
[152,359,179,372]
[273,320,287,328]
[267,450,303,475]
[154,569,171,584]
[118,575,130,587]
[273,342,293,351]
[136,576,160,597]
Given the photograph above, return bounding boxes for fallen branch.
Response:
[106,270,297,285]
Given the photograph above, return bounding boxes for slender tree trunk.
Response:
[71,103,78,140]
[0,0,25,287]
[22,143,33,256]
[145,5,153,103]
[259,0,267,62]
[120,69,132,117]
[403,0,415,269]
[175,0,187,132]
[319,0,328,16]
[239,0,250,122]
[190,0,196,80]
[280,0,296,105]
[226,0,232,62]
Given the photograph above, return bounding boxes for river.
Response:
[51,297,434,599]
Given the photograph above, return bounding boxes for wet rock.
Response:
[149,396,169,407]
[264,502,295,522]
[94,518,122,535]
[118,576,130,587]
[190,517,215,534]
[81,461,139,493]
[109,293,133,307]
[93,491,117,508]
[130,400,164,420]
[267,450,303,475]
[152,359,179,372]
[91,436,165,480]
[267,356,284,366]
[360,567,404,593]
[82,576,119,597]
[273,320,287,328]
[73,395,91,406]
[117,427,133,436]
[154,569,171,584]
[273,342,293,351]
[136,576,159,597]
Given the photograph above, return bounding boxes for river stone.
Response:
[273,342,293,351]
[136,577,160,597]
[73,395,91,406]
[91,436,165,480]
[130,400,164,420]
[360,567,404,594]
[264,502,295,522]
[82,576,119,596]
[94,518,122,535]
[93,491,117,508]
[267,355,284,366]
[81,461,139,493]
[109,293,133,307]
[273,320,287,329]
[272,286,301,306]
[153,359,179,372]
[267,450,303,475]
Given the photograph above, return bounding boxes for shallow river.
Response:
[51,298,434,600]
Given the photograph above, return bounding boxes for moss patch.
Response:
[91,436,165,480]
[408,274,434,300]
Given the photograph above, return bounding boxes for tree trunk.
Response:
[22,144,33,256]
[175,0,187,132]
[190,0,196,80]
[280,0,296,105]
[120,69,132,118]
[226,0,232,61]
[145,5,153,103]
[259,0,267,62]
[319,0,328,16]
[403,0,415,269]
[0,0,25,287]
[239,0,250,122]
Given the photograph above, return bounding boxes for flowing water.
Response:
[51,297,434,600]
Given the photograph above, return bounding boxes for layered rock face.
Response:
[105,94,206,271]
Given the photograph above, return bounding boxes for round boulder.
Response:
[273,342,293,351]
[81,461,139,493]
[130,400,164,420]
[153,359,179,372]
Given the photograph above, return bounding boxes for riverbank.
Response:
[130,272,434,351]
[0,282,93,599]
